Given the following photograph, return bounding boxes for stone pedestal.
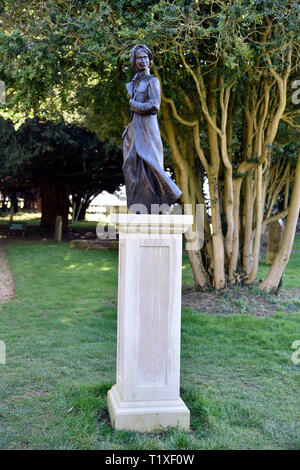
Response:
[107,214,193,432]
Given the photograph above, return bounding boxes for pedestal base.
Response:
[107,385,190,432]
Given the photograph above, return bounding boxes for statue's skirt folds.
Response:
[122,110,181,213]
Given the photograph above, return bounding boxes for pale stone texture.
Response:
[54,215,62,242]
[107,214,193,432]
[266,219,284,265]
[0,242,14,304]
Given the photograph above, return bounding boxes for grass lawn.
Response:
[0,235,299,450]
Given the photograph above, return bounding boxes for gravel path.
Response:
[0,242,14,304]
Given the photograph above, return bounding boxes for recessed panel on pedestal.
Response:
[137,244,169,387]
[116,242,125,390]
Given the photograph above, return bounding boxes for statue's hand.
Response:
[129,98,157,115]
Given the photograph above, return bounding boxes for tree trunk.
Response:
[206,77,225,289]
[260,149,300,291]
[229,178,243,279]
[76,201,89,221]
[23,198,33,211]
[156,47,292,290]
[71,192,91,221]
[247,165,264,283]
[10,191,19,213]
[208,169,226,289]
[40,180,69,231]
[161,102,210,288]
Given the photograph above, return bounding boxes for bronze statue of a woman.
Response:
[122,44,182,213]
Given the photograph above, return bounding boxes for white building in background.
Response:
[86,187,127,217]
[92,188,126,206]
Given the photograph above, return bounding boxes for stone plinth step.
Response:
[69,239,118,250]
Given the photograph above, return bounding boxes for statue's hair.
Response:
[130,44,153,72]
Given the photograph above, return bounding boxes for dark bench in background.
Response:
[8,222,26,237]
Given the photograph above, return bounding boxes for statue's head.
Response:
[130,44,153,73]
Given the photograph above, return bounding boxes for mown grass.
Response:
[0,236,299,450]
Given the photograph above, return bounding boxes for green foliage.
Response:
[0,117,19,178]
[0,0,298,139]
[0,116,123,194]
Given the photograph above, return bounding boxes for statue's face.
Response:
[135,48,150,72]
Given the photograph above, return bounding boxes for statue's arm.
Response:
[129,77,161,115]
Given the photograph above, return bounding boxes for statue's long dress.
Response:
[122,72,181,212]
